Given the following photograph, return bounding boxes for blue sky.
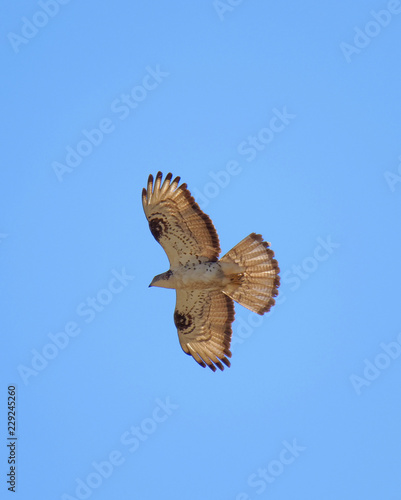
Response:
[2,1,401,499]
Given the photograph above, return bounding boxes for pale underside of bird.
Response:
[142,172,280,372]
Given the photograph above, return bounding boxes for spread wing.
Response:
[174,289,234,371]
[142,172,220,267]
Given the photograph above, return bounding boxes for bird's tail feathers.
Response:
[220,233,280,315]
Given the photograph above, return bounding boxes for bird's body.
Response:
[142,172,280,372]
[150,261,243,290]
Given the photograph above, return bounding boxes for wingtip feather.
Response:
[142,187,147,207]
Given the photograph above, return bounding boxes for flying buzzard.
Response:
[142,172,280,371]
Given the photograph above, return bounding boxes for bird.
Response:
[142,172,280,372]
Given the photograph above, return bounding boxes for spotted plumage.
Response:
[142,172,280,371]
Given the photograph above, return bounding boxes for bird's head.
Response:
[149,270,174,289]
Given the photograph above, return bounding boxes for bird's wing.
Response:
[142,172,220,267]
[174,289,234,371]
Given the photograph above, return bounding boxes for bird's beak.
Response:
[148,277,156,287]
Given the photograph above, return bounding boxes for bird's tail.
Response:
[219,233,280,315]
